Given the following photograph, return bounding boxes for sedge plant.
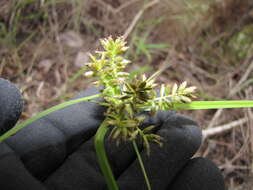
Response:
[1,37,253,190]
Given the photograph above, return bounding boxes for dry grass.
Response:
[1,0,253,189]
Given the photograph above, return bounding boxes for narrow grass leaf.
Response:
[172,100,253,110]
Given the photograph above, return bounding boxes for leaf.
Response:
[184,86,197,94]
[143,125,155,133]
[143,135,150,155]
[112,128,121,139]
[160,84,165,97]
[109,127,118,139]
[165,86,170,96]
[120,95,131,100]
[122,128,128,141]
[130,130,139,140]
[139,81,147,89]
[125,104,134,118]
[172,83,178,95]
[144,87,153,90]
[125,82,134,92]
[123,120,138,127]
[172,100,253,110]
[152,139,163,147]
[145,43,170,49]
[107,120,117,126]
[179,81,187,91]
[180,96,192,103]
[150,134,162,141]
[98,102,111,107]
[136,115,146,122]
[146,70,162,83]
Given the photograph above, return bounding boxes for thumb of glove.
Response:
[0,78,23,135]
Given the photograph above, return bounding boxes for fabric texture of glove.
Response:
[0,78,23,135]
[0,78,225,190]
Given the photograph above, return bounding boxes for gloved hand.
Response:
[0,78,225,190]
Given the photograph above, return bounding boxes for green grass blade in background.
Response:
[95,120,119,190]
[173,100,253,110]
[0,94,100,143]
[69,67,87,83]
[129,65,151,79]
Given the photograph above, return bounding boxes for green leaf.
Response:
[112,128,121,139]
[0,94,100,142]
[145,43,170,49]
[122,127,128,141]
[160,84,165,97]
[139,81,147,89]
[172,100,253,110]
[129,65,150,79]
[143,125,155,133]
[172,83,178,95]
[130,130,139,140]
[143,135,150,155]
[95,120,119,190]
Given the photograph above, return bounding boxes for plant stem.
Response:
[2,99,252,143]
[172,100,253,110]
[94,119,119,190]
[0,94,100,142]
[132,140,152,190]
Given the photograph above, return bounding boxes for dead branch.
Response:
[208,58,253,129]
[203,117,248,141]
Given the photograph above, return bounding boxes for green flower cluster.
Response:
[85,37,196,154]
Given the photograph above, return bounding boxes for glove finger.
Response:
[44,111,175,190]
[0,143,47,190]
[169,157,225,190]
[6,86,105,180]
[44,86,106,153]
[117,114,202,190]
[0,78,23,135]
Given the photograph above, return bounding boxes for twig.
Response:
[36,82,44,98]
[245,87,253,175]
[123,0,160,40]
[230,58,253,97]
[210,4,253,45]
[207,108,223,129]
[208,57,253,128]
[95,0,114,12]
[0,59,6,76]
[95,0,140,14]
[203,117,248,140]
[50,0,69,81]
[115,0,140,13]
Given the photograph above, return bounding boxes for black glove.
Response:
[0,78,225,190]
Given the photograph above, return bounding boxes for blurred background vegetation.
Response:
[1,0,253,189]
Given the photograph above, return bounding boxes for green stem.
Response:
[172,100,253,110]
[132,140,151,190]
[0,94,100,142]
[94,120,119,190]
[2,99,252,143]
